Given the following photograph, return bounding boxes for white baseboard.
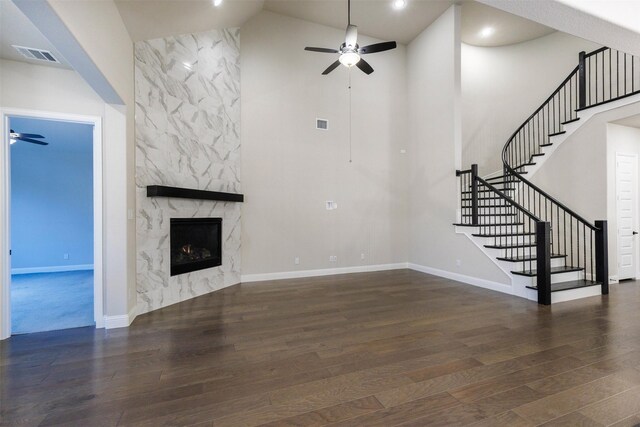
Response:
[103,305,137,329]
[11,264,94,275]
[241,262,410,283]
[408,262,513,295]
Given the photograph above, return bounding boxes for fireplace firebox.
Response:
[170,218,222,276]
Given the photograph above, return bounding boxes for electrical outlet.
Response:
[294,257,300,265]
[329,255,337,262]
[361,253,365,260]
[326,201,338,210]
[63,253,69,260]
[455,259,461,267]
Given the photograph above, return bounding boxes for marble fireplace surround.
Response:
[135,28,241,315]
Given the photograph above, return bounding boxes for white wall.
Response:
[241,11,409,277]
[0,59,105,116]
[44,0,137,320]
[607,123,640,281]
[530,102,640,280]
[0,59,105,335]
[407,5,508,286]
[462,32,599,175]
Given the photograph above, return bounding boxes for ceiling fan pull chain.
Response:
[349,68,353,163]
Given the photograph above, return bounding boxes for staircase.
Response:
[455,46,640,305]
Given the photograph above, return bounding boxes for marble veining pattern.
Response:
[135,29,241,314]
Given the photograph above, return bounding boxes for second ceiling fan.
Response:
[304,0,397,75]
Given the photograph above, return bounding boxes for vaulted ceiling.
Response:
[114,0,555,46]
[1,0,556,71]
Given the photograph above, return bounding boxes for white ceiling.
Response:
[0,0,72,69]
[263,0,454,45]
[461,1,555,47]
[613,114,640,129]
[1,0,556,73]
[114,0,264,42]
[113,0,556,46]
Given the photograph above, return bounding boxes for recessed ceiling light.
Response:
[213,0,222,6]
[392,0,407,10]
[480,27,495,38]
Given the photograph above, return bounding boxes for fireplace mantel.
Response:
[147,185,244,203]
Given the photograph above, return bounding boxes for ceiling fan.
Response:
[9,129,48,146]
[304,0,397,75]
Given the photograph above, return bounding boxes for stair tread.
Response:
[497,253,566,262]
[472,232,535,237]
[561,117,580,125]
[485,173,527,181]
[526,279,601,292]
[512,266,583,277]
[462,213,517,217]
[549,130,567,137]
[461,189,515,194]
[485,243,536,249]
[531,153,545,157]
[461,197,511,201]
[540,143,553,147]
[453,222,524,227]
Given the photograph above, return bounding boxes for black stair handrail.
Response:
[495,45,633,298]
[457,168,551,299]
[456,45,623,303]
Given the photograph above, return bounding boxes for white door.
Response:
[616,153,638,280]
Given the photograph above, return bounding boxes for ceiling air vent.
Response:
[12,45,59,63]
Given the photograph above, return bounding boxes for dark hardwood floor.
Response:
[2,269,640,426]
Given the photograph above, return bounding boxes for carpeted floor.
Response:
[11,270,94,334]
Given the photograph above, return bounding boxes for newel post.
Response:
[536,221,552,305]
[595,220,609,295]
[578,51,587,109]
[471,164,479,226]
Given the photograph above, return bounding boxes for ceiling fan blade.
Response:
[356,58,374,75]
[359,41,397,55]
[16,133,45,138]
[345,24,358,48]
[305,47,339,53]
[322,60,341,75]
[18,137,48,145]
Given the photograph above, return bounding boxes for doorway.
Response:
[616,152,638,281]
[1,110,103,337]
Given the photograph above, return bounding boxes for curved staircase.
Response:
[455,46,640,304]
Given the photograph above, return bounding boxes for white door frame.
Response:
[615,151,639,281]
[0,108,104,339]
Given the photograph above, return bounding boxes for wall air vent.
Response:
[316,118,328,130]
[12,45,59,63]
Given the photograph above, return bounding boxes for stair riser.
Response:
[469,184,517,191]
[461,225,526,234]
[476,235,534,245]
[490,247,537,258]
[497,257,565,272]
[473,218,523,225]
[461,207,516,215]
[512,270,583,287]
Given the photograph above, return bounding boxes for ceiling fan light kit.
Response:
[304,0,397,75]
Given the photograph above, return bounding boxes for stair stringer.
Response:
[455,225,532,301]
[455,225,590,303]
